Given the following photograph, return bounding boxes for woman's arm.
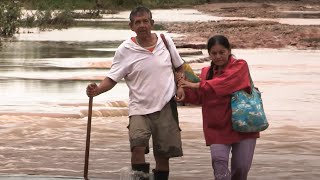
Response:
[178,78,202,105]
[179,79,200,89]
[205,60,251,96]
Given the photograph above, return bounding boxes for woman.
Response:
[178,35,259,180]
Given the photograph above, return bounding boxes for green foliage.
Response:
[34,9,74,30]
[0,1,21,37]
[153,24,165,30]
[36,10,53,27]
[1,0,209,37]
[20,0,92,10]
[23,14,36,28]
[21,0,75,29]
[19,0,208,10]
[53,10,74,28]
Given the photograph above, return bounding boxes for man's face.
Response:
[129,12,154,37]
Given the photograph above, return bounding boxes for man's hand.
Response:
[175,87,185,102]
[175,72,185,82]
[86,77,117,97]
[86,83,99,97]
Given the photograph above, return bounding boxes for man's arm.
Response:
[162,34,185,101]
[175,64,184,79]
[174,63,186,84]
[174,64,185,102]
[175,64,183,72]
[86,77,117,97]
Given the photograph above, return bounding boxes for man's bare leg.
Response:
[153,156,169,180]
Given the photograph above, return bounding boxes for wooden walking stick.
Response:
[84,97,93,180]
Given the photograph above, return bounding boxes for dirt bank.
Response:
[164,1,320,49]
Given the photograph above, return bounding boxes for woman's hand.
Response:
[175,72,185,82]
[178,78,200,89]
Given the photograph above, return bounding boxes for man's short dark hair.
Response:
[129,6,152,23]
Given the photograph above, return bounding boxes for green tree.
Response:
[0,1,21,37]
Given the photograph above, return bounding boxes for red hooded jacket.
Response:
[184,57,259,145]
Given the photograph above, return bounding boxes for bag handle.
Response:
[233,58,255,90]
[246,64,255,90]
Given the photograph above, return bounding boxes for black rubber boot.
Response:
[132,163,150,180]
[153,169,169,180]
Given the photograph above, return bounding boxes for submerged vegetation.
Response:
[0,1,75,37]
[19,0,209,10]
[0,0,208,38]
[0,1,21,37]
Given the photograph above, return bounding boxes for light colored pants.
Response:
[210,138,256,180]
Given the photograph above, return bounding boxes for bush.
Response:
[20,0,208,10]
[0,1,21,37]
[35,10,53,28]
[51,9,74,28]
[1,0,209,37]
[23,14,36,28]
[34,9,74,30]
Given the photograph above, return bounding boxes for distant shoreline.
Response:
[165,1,320,50]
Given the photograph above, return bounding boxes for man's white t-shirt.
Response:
[107,33,184,116]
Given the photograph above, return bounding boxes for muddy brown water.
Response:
[1,10,320,179]
[1,42,319,179]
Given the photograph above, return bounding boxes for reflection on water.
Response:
[0,41,117,60]
[16,28,135,42]
[1,32,320,179]
[0,41,129,116]
[16,28,174,42]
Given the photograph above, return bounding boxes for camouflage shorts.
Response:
[128,101,183,158]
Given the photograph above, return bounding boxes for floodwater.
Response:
[1,9,320,180]
[17,28,176,42]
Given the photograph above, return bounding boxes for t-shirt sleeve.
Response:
[106,49,128,82]
[164,34,184,68]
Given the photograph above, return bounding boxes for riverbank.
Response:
[165,1,320,49]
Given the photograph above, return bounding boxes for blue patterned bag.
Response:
[231,74,268,132]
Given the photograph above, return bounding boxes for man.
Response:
[86,6,185,180]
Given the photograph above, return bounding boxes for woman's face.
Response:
[209,44,231,66]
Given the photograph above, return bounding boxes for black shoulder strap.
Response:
[160,33,175,70]
[160,33,169,51]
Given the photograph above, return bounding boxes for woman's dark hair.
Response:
[206,35,231,80]
[207,35,230,52]
[129,6,152,23]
